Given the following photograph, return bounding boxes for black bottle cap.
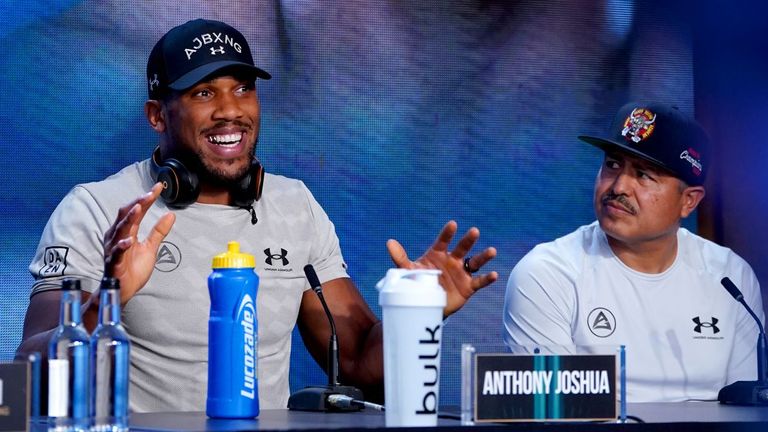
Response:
[100,276,121,290]
[61,279,81,291]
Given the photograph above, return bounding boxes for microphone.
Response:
[717,277,768,405]
[286,265,364,412]
[304,264,340,387]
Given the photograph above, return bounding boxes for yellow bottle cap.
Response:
[211,241,255,269]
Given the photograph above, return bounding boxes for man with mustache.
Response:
[17,19,498,412]
[503,102,764,402]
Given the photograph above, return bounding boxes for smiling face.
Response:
[593,150,705,248]
[147,71,261,187]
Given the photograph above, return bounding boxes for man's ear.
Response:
[144,100,166,133]
[680,185,706,218]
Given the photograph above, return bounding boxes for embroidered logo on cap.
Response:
[184,32,243,60]
[621,108,656,143]
[148,74,160,92]
[680,147,703,177]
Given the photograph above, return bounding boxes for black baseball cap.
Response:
[147,19,271,99]
[578,102,710,186]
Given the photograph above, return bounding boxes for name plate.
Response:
[0,362,30,432]
[474,353,617,422]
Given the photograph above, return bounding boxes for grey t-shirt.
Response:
[30,159,349,411]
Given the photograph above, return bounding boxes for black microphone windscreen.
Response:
[304,264,322,291]
[721,277,744,302]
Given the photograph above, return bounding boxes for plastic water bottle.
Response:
[48,279,90,432]
[206,241,260,418]
[90,277,130,432]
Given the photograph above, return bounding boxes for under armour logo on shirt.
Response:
[264,248,289,266]
[692,316,720,334]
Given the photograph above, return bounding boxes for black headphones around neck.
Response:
[150,147,264,208]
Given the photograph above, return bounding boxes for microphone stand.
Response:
[717,277,768,405]
[287,265,364,412]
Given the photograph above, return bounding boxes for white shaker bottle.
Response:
[377,269,446,427]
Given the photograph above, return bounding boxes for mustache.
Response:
[203,120,253,133]
[602,193,637,215]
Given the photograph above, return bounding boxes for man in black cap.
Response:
[503,102,764,402]
[18,19,498,412]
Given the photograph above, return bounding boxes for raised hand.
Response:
[103,183,175,306]
[386,220,498,316]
